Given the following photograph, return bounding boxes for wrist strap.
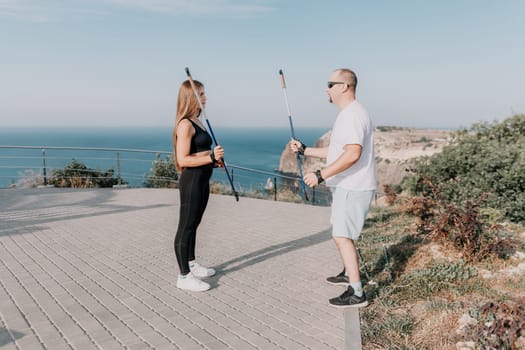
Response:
[210,152,217,164]
[315,169,324,184]
[296,139,307,155]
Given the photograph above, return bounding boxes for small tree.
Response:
[51,159,125,188]
[144,154,178,188]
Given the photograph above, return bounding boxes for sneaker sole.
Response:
[190,269,216,278]
[176,281,211,292]
[329,300,369,308]
[325,280,349,286]
[177,285,210,292]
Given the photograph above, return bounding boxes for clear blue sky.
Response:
[1,0,524,129]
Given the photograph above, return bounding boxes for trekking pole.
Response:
[279,69,309,201]
[356,247,371,282]
[383,244,393,283]
[185,67,239,201]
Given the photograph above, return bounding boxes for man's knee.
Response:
[333,236,355,247]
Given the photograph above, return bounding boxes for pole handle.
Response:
[185,67,196,91]
[279,69,287,89]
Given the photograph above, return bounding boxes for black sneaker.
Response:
[329,287,368,308]
[326,269,349,286]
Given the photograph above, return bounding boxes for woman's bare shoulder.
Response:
[177,119,195,136]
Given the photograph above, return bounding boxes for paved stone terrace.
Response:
[0,188,350,350]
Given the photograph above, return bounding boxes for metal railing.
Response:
[0,145,332,205]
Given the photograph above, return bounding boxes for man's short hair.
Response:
[336,68,357,92]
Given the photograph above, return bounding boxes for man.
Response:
[289,68,376,308]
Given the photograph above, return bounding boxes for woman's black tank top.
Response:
[189,119,212,154]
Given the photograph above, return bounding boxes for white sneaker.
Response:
[190,262,216,278]
[177,273,210,292]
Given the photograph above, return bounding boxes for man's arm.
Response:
[288,139,328,158]
[303,144,361,187]
[320,144,361,178]
[304,146,329,158]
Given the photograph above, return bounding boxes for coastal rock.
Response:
[278,127,452,192]
[456,314,478,334]
[279,131,330,177]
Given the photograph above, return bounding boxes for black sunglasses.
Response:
[327,81,348,89]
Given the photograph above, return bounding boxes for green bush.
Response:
[394,261,478,299]
[51,159,125,188]
[377,125,404,132]
[402,115,525,223]
[144,154,178,188]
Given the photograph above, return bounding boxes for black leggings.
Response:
[175,165,213,275]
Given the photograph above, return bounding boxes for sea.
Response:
[0,126,328,190]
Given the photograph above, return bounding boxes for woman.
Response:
[173,79,224,292]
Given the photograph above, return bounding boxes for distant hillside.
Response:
[278,127,452,191]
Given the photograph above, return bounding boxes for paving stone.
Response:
[126,341,154,350]
[14,334,44,350]
[0,329,14,346]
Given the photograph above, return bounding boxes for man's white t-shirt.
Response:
[325,100,377,190]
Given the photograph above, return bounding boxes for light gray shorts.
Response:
[330,188,375,240]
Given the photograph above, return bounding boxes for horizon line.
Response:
[0,124,460,131]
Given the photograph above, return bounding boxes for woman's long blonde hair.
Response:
[173,79,203,172]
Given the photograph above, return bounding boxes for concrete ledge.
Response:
[345,308,363,349]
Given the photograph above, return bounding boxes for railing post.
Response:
[273,176,277,201]
[42,148,47,185]
[345,309,363,349]
[116,152,121,185]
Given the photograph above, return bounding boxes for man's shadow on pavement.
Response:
[208,228,332,287]
[0,328,25,347]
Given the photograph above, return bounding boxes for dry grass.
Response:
[359,203,525,350]
[410,307,461,350]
